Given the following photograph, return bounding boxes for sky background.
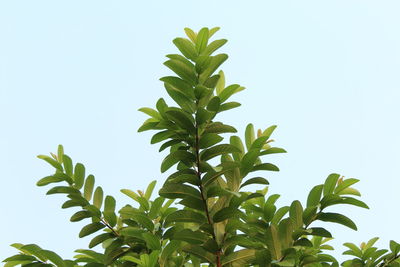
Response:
[1,0,400,263]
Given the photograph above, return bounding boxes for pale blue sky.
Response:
[1,0,399,262]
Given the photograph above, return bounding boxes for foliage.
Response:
[3,27,400,267]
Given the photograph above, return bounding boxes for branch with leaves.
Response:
[3,27,399,267]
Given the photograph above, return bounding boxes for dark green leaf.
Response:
[317,212,357,230]
[161,150,196,173]
[213,207,240,222]
[73,163,85,189]
[204,122,237,134]
[240,177,269,188]
[79,222,105,238]
[70,210,92,222]
[200,144,240,161]
[46,186,80,195]
[165,210,207,225]
[159,183,202,200]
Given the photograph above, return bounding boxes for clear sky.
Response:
[1,0,399,262]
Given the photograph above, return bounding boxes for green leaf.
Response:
[219,102,241,112]
[165,210,207,225]
[245,124,255,150]
[37,155,63,171]
[200,144,240,161]
[165,110,195,134]
[3,254,37,262]
[79,222,105,238]
[173,38,198,60]
[89,233,114,248]
[343,242,363,257]
[219,84,245,103]
[150,130,175,144]
[252,163,279,172]
[120,189,139,201]
[144,180,157,200]
[216,70,225,95]
[161,150,196,173]
[93,186,104,209]
[199,54,228,83]
[184,27,197,43]
[262,125,277,139]
[161,76,195,99]
[164,59,197,84]
[195,27,209,53]
[174,229,209,244]
[265,225,281,260]
[289,200,303,230]
[83,175,95,201]
[159,183,201,200]
[149,197,164,219]
[202,39,227,57]
[334,178,359,194]
[73,163,85,189]
[323,173,340,196]
[182,244,215,263]
[317,212,357,230]
[37,250,66,267]
[70,210,92,222]
[221,249,255,266]
[37,176,65,186]
[213,206,241,222]
[307,184,324,207]
[142,233,161,250]
[199,134,223,149]
[240,177,269,188]
[62,155,73,177]
[46,186,80,195]
[260,147,287,155]
[207,96,221,112]
[205,122,237,134]
[138,107,162,119]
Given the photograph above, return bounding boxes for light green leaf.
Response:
[323,173,340,196]
[37,155,63,171]
[203,39,227,57]
[195,27,209,53]
[93,186,104,209]
[83,175,95,201]
[173,38,198,60]
[307,184,324,207]
[184,27,197,43]
[144,180,157,200]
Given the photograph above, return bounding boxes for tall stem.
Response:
[194,124,221,267]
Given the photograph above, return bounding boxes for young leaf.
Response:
[93,186,104,209]
[323,173,340,196]
[83,175,95,201]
